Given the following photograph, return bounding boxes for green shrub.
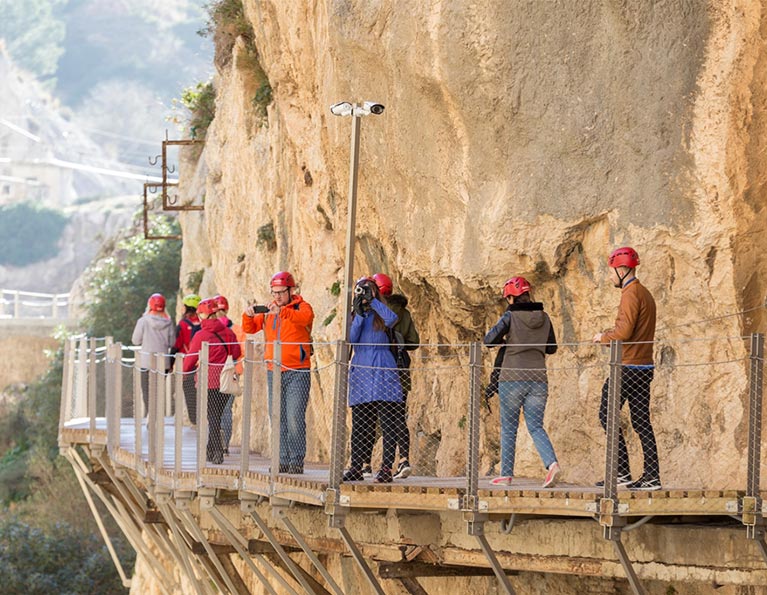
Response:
[179,81,216,139]
[82,219,181,345]
[0,203,68,266]
[199,0,252,40]
[0,517,132,594]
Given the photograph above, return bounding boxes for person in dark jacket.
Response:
[342,277,403,483]
[183,298,241,465]
[171,294,201,424]
[483,277,560,488]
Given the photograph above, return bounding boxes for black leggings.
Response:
[599,367,659,479]
[351,401,404,471]
[206,388,228,461]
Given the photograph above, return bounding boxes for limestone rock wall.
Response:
[177,1,767,488]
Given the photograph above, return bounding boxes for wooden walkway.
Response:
[62,417,750,519]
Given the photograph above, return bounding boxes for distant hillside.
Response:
[0,0,213,169]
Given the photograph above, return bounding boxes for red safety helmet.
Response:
[196,298,219,316]
[148,293,166,312]
[372,273,393,296]
[503,277,531,298]
[214,295,229,311]
[608,247,640,269]
[270,271,296,288]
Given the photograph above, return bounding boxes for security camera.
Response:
[362,101,385,115]
[330,101,353,117]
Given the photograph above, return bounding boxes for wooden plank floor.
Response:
[62,417,750,517]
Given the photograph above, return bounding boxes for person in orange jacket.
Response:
[242,271,314,474]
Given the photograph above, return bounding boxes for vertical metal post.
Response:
[466,342,482,508]
[148,353,158,469]
[328,340,350,493]
[155,353,166,478]
[197,342,209,475]
[271,341,283,480]
[340,111,362,343]
[105,344,115,456]
[745,333,765,542]
[58,338,73,447]
[603,340,623,506]
[133,356,143,472]
[174,354,183,481]
[88,337,97,444]
[240,340,255,480]
[74,336,88,419]
[747,333,764,498]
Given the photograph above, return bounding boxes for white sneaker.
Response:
[542,462,561,488]
[393,460,412,479]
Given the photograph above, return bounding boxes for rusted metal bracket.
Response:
[155,130,204,211]
[143,182,181,240]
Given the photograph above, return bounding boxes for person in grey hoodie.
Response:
[483,277,560,488]
[131,293,175,416]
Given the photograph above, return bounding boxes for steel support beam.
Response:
[175,496,239,594]
[336,525,386,595]
[65,450,131,587]
[208,503,291,595]
[249,505,323,594]
[276,507,345,595]
[65,449,173,593]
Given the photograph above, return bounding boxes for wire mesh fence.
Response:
[480,342,607,493]
[337,342,471,486]
[59,331,767,509]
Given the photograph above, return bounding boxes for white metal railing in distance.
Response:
[0,289,70,319]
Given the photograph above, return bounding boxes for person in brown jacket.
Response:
[592,246,660,491]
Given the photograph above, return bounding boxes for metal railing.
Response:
[0,289,70,319]
[58,332,765,519]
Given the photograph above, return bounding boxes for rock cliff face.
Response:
[177,2,767,490]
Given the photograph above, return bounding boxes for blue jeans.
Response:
[266,369,311,467]
[498,381,557,476]
[221,394,235,451]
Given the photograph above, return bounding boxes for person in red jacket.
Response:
[172,294,201,424]
[242,271,314,474]
[184,298,241,464]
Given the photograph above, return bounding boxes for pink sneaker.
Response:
[543,462,561,488]
[490,476,513,486]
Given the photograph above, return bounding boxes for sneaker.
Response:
[361,463,373,478]
[595,473,632,488]
[393,460,412,480]
[490,476,513,486]
[542,462,561,488]
[342,466,364,482]
[374,467,393,483]
[627,476,661,491]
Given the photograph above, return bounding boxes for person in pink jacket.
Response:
[183,298,241,464]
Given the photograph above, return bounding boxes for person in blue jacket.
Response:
[342,277,403,483]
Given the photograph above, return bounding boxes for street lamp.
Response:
[330,100,385,342]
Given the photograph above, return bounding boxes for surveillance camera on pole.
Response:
[329,101,385,117]
[328,99,386,342]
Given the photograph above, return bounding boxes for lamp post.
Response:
[330,101,385,342]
